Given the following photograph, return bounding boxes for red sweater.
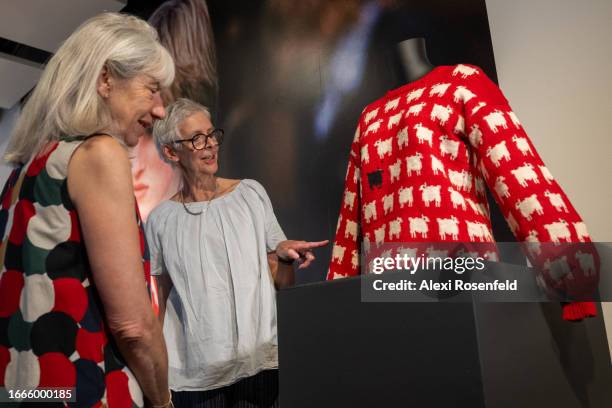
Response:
[327,64,597,321]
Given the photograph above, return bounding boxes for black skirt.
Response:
[171,369,279,408]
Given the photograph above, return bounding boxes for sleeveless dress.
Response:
[0,137,154,407]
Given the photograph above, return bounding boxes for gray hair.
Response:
[4,12,175,165]
[152,98,211,165]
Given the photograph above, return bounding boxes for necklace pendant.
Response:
[182,200,203,216]
[180,178,218,216]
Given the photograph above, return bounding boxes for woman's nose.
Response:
[151,92,166,119]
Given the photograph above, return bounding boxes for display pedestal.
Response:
[277,274,485,407]
[277,271,612,408]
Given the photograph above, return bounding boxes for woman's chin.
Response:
[124,135,141,148]
[200,161,218,174]
[126,126,150,147]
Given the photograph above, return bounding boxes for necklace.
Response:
[180,178,219,216]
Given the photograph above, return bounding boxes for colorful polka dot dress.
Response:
[0,137,152,407]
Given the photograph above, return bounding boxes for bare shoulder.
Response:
[73,134,129,164]
[70,135,131,181]
[68,135,133,204]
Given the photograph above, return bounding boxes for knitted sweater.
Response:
[327,64,597,321]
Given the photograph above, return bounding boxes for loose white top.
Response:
[145,179,286,391]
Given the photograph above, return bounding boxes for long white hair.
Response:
[4,12,175,165]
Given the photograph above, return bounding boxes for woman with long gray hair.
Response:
[0,13,175,408]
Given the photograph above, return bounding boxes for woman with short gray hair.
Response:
[0,12,174,407]
[147,98,327,407]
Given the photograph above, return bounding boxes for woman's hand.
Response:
[275,240,329,269]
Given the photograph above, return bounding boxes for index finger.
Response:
[294,240,329,250]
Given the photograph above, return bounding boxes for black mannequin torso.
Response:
[396,37,435,84]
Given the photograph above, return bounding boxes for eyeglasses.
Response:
[172,128,224,150]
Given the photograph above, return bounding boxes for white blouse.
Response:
[145,179,286,391]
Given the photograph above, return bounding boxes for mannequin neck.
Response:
[396,37,435,84]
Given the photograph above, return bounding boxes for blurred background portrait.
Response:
[131,0,218,220]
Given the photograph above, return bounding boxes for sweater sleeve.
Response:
[458,65,598,321]
[327,123,363,280]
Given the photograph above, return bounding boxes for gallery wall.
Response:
[485,0,612,356]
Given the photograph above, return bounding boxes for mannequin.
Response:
[395,37,435,84]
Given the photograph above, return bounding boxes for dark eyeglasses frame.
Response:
[172,128,224,150]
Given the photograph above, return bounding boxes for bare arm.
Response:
[68,136,170,406]
[267,252,294,289]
